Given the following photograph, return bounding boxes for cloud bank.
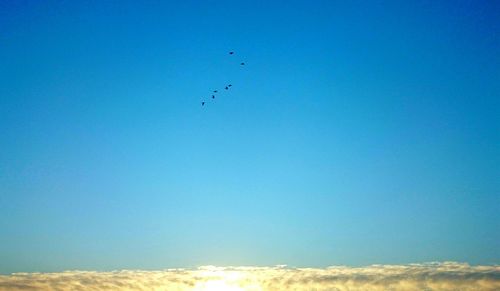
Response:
[0,262,499,290]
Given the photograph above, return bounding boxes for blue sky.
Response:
[0,0,499,273]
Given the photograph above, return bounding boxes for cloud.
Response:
[0,262,499,290]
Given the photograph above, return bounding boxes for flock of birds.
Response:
[201,51,245,106]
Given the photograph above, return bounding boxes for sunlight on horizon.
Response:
[0,263,499,290]
[193,279,247,291]
[193,267,259,291]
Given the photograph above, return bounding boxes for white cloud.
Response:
[0,262,499,290]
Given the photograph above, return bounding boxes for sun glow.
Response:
[192,266,261,291]
[194,279,244,291]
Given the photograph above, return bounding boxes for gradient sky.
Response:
[0,0,499,274]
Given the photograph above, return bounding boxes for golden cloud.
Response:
[0,262,499,290]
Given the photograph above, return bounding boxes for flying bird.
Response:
[197,52,247,107]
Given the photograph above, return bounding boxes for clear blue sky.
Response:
[0,0,498,273]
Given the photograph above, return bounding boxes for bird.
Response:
[197,51,247,107]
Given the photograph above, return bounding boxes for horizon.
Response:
[1,262,499,290]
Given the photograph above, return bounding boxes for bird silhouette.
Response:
[198,52,247,107]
